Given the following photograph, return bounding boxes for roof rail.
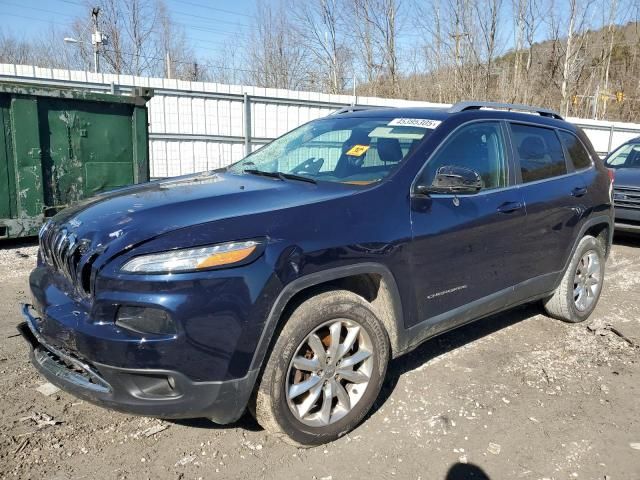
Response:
[331,105,389,115]
[449,101,563,120]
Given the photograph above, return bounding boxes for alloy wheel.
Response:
[573,250,601,312]
[285,318,374,427]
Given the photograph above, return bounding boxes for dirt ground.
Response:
[0,237,638,480]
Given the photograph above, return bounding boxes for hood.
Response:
[46,171,358,257]
[613,167,640,188]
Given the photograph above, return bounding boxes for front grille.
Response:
[614,185,640,210]
[39,222,95,295]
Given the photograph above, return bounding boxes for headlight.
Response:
[121,240,260,274]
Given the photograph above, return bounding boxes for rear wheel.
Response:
[253,290,389,446]
[543,235,605,323]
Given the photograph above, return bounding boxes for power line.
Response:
[0,0,77,19]
[172,0,253,19]
[51,0,84,6]
[1,1,254,43]
[1,12,71,27]
[170,9,252,29]
[169,20,252,38]
[180,23,252,38]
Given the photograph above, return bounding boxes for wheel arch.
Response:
[557,215,613,289]
[249,263,405,374]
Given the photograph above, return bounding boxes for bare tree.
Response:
[0,26,87,69]
[598,0,620,116]
[377,0,401,95]
[245,0,309,89]
[65,0,197,78]
[474,0,504,97]
[291,0,351,93]
[552,0,595,115]
[351,0,400,95]
[346,0,381,95]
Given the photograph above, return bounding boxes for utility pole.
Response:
[165,51,172,79]
[352,68,357,101]
[91,7,102,74]
[592,84,600,119]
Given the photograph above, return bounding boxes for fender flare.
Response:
[248,262,405,373]
[556,214,613,288]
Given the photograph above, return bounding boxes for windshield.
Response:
[606,142,640,169]
[227,116,438,184]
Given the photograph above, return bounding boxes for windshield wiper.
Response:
[244,169,316,184]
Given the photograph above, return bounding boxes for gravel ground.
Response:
[0,236,638,480]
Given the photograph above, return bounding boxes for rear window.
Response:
[510,123,567,182]
[558,131,592,170]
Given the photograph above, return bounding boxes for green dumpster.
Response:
[0,82,152,239]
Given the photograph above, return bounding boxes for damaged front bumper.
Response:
[18,304,258,423]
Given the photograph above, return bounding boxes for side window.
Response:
[420,121,508,191]
[510,123,567,182]
[558,131,592,170]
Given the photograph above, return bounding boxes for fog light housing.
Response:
[115,306,176,335]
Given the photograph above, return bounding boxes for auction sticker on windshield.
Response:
[388,118,442,129]
[346,144,370,156]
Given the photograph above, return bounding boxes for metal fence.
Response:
[2,64,639,177]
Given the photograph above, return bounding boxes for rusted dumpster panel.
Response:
[0,82,152,239]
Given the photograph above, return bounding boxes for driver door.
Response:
[408,121,526,333]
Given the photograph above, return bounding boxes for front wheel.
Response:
[543,235,606,323]
[252,290,389,446]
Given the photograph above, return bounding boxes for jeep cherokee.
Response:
[19,101,614,446]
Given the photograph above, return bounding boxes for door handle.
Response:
[571,186,587,197]
[497,201,524,214]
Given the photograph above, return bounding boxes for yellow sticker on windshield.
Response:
[346,144,370,156]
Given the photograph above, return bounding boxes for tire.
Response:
[543,235,606,323]
[252,290,390,446]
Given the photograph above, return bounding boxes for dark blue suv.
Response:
[19,101,614,446]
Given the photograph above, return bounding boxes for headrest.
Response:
[343,130,371,152]
[518,136,547,160]
[377,137,403,163]
[627,149,640,167]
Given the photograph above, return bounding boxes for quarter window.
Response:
[558,131,592,170]
[419,121,508,191]
[510,123,567,182]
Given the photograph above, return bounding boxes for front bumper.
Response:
[19,304,258,423]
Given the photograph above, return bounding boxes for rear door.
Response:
[508,122,587,286]
[408,120,526,332]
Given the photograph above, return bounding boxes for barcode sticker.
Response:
[388,118,442,129]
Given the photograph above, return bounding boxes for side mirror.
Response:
[417,165,484,195]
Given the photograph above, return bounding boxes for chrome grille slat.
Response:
[40,223,92,295]
[613,186,640,210]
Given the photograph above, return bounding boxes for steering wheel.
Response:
[292,157,324,175]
